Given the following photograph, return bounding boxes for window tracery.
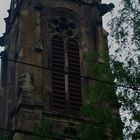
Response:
[50,15,78,37]
[50,11,82,114]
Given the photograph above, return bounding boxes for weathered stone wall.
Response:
[11,0,100,139]
[0,0,123,139]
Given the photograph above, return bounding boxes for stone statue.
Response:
[19,72,34,92]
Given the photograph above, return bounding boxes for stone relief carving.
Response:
[19,72,34,92]
[50,16,78,37]
[34,9,43,51]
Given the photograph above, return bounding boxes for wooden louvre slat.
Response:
[69,87,81,92]
[67,57,80,62]
[68,39,82,113]
[52,81,65,87]
[69,82,81,89]
[51,36,66,112]
[69,95,82,101]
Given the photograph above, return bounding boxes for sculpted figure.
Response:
[19,72,34,92]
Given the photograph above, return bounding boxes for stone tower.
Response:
[0,0,123,139]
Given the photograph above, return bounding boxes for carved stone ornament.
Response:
[34,9,43,51]
[51,16,77,37]
[19,72,34,92]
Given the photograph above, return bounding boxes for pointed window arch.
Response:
[50,13,82,113]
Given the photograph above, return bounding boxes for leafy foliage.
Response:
[111,58,140,139]
[34,119,60,140]
[0,135,8,140]
[108,0,140,139]
[110,0,140,50]
[78,51,123,139]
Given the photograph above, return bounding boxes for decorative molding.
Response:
[34,8,43,52]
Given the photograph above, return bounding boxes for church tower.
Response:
[0,0,123,139]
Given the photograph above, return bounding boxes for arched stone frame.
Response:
[48,7,80,38]
[46,7,83,114]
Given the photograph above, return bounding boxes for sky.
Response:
[0,0,10,36]
[103,0,121,32]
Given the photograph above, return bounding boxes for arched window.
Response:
[50,12,82,113]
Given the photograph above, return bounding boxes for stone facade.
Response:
[0,0,122,139]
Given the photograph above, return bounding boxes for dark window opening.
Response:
[67,39,82,112]
[51,37,82,113]
[51,36,66,112]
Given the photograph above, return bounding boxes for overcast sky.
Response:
[0,0,10,36]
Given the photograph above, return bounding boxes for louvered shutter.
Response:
[51,36,66,112]
[67,39,82,112]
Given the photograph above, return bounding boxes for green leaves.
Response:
[79,50,123,139]
[34,119,60,140]
[0,135,8,140]
[108,0,140,138]
[110,0,140,49]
